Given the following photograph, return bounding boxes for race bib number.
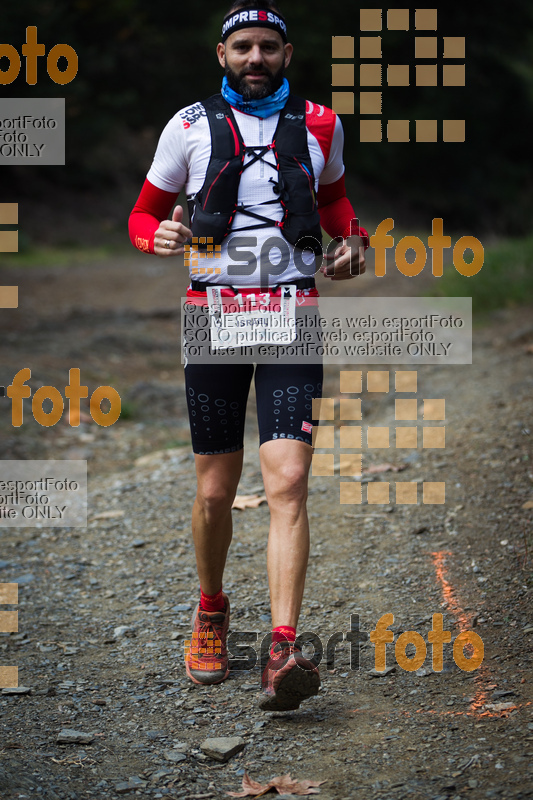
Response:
[207,286,296,349]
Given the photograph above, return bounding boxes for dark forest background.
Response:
[1,0,532,237]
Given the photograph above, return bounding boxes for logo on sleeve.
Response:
[180,103,207,129]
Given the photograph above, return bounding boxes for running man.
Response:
[129,0,368,710]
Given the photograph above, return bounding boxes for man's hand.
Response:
[154,205,193,257]
[320,235,366,280]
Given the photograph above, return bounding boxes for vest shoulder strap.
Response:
[202,93,309,160]
[202,93,244,159]
[203,92,313,174]
[273,94,307,143]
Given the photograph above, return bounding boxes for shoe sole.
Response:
[185,663,230,685]
[259,663,320,711]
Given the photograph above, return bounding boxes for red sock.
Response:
[271,625,296,653]
[199,586,225,613]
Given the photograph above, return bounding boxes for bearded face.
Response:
[225,60,285,100]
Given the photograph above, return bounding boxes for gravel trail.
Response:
[0,255,532,799]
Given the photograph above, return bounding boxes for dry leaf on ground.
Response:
[232,495,267,511]
[90,510,125,520]
[365,463,406,474]
[227,771,326,797]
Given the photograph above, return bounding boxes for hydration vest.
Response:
[187,93,323,254]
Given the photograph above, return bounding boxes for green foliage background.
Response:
[1,0,532,235]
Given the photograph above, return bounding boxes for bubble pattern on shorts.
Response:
[185,365,253,454]
[258,372,323,445]
[185,363,323,454]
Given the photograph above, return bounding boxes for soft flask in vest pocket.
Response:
[274,151,322,255]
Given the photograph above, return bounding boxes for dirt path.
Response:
[0,252,532,799]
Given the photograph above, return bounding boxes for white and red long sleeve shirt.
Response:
[129,98,368,286]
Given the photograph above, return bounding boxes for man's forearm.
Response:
[128,179,178,254]
[316,174,369,247]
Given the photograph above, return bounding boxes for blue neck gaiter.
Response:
[221,76,290,118]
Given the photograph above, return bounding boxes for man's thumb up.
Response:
[153,203,192,258]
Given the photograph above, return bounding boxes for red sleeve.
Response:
[128,179,179,254]
[316,175,370,248]
[305,101,337,163]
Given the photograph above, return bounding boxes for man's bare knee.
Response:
[265,462,309,506]
[194,451,242,516]
[196,481,235,517]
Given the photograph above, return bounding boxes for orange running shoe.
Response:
[259,642,320,711]
[185,593,230,685]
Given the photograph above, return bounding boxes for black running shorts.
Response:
[184,362,323,455]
